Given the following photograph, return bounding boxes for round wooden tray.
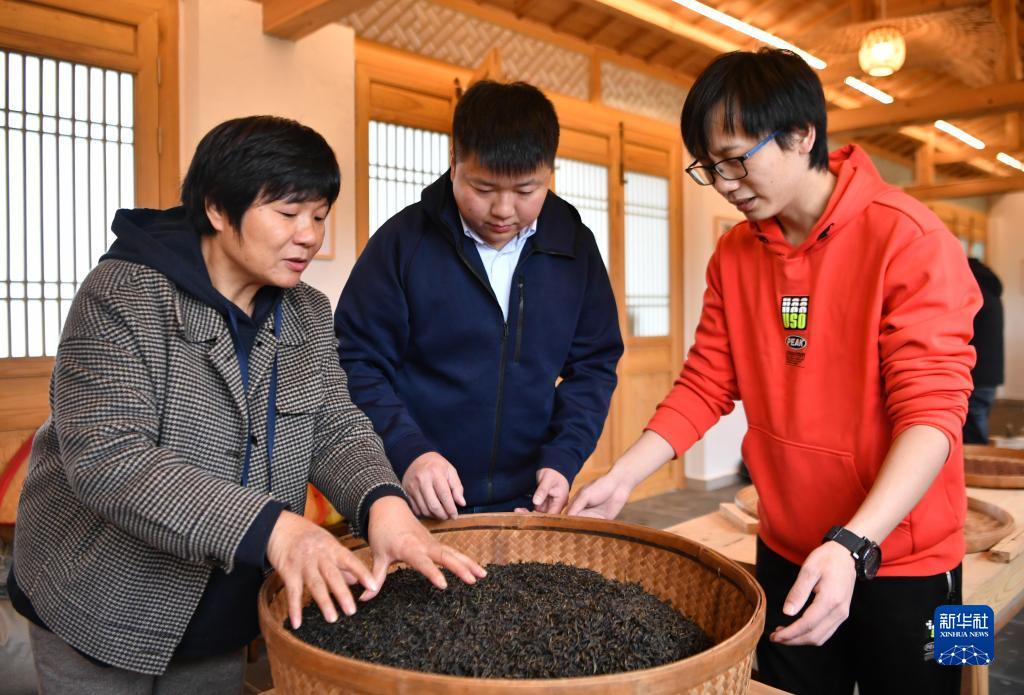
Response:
[733,484,1013,554]
[965,496,1016,553]
[734,485,759,518]
[964,445,1024,488]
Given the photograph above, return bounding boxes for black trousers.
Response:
[756,538,962,695]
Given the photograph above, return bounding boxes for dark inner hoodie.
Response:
[9,206,287,661]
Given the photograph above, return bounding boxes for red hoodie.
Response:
[649,145,981,576]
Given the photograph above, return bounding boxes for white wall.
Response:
[987,192,1024,399]
[178,0,357,306]
[680,182,748,485]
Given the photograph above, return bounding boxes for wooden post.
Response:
[914,131,935,186]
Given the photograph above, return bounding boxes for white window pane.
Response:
[554,157,609,268]
[104,70,118,126]
[9,54,23,112]
[3,50,134,357]
[25,57,40,115]
[624,172,670,337]
[42,60,57,117]
[368,120,449,237]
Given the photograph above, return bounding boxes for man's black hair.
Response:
[452,81,559,176]
[681,48,829,170]
[181,115,340,236]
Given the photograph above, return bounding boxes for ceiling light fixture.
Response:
[672,0,827,69]
[857,0,906,77]
[843,76,894,104]
[996,152,1024,171]
[934,120,985,150]
[858,26,906,77]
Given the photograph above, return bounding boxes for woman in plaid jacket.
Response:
[8,116,485,692]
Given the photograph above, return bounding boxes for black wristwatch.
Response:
[823,526,881,581]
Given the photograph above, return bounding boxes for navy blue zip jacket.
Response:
[335,172,623,507]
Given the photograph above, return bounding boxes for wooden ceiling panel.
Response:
[445,0,1024,186]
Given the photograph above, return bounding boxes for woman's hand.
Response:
[362,496,487,600]
[266,510,378,629]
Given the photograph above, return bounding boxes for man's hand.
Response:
[770,541,857,646]
[531,468,569,514]
[402,451,466,519]
[565,468,633,519]
[361,496,487,600]
[266,510,378,629]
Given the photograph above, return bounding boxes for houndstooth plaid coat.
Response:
[12,259,401,674]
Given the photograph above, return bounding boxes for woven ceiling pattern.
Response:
[342,0,589,99]
[601,62,687,124]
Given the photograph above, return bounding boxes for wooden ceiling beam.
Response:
[431,0,696,90]
[551,2,581,31]
[904,174,1024,199]
[992,0,1023,150]
[828,81,1024,137]
[584,15,618,42]
[933,141,1018,164]
[613,25,648,53]
[914,131,936,185]
[849,0,876,22]
[886,0,989,17]
[643,38,676,63]
[513,0,544,19]
[262,0,376,40]
[825,87,999,175]
[573,0,739,54]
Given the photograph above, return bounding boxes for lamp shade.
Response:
[858,26,906,77]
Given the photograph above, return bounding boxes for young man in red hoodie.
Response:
[569,49,980,694]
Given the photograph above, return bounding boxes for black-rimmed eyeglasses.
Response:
[685,130,781,186]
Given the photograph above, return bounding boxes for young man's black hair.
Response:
[180,115,341,236]
[452,80,559,176]
[680,48,829,171]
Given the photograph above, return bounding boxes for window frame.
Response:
[0,0,178,435]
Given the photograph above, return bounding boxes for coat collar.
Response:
[177,287,305,346]
[421,171,579,259]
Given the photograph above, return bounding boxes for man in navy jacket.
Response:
[335,81,623,518]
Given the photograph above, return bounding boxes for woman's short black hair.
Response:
[452,81,559,176]
[180,116,340,236]
[681,48,829,171]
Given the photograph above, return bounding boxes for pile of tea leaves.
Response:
[289,562,712,678]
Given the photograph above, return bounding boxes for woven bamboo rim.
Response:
[964,445,1024,488]
[258,513,765,694]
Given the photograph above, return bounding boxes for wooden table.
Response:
[667,486,1024,695]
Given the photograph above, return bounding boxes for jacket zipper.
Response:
[514,276,525,364]
[487,323,509,503]
[449,232,510,505]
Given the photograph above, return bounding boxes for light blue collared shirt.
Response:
[460,215,537,320]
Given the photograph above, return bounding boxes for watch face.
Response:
[861,544,881,580]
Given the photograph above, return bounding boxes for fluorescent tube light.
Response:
[934,120,985,150]
[673,0,827,69]
[843,76,894,104]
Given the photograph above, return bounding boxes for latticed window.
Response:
[554,157,609,268]
[624,172,669,337]
[1,49,133,358]
[368,121,448,236]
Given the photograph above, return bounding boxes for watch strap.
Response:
[824,525,868,558]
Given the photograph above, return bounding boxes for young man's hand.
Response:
[530,468,569,514]
[565,468,634,519]
[402,451,466,519]
[266,510,379,629]
[361,496,487,600]
[769,541,857,646]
